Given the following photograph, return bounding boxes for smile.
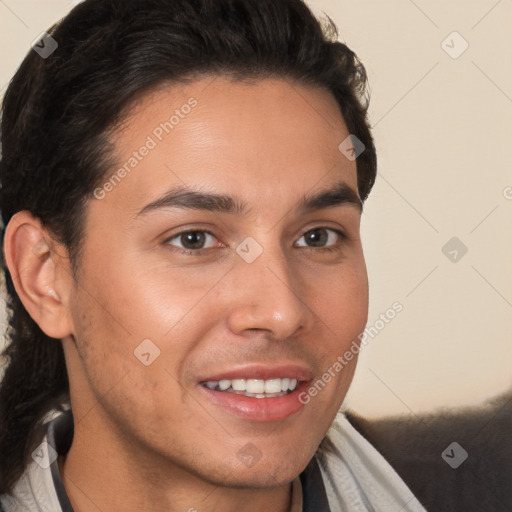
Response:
[201,378,298,398]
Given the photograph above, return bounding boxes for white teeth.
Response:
[231,379,246,391]
[218,379,231,391]
[203,377,299,394]
[246,379,265,394]
[264,379,282,393]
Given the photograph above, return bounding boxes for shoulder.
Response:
[344,391,512,512]
[0,404,71,512]
[316,410,427,511]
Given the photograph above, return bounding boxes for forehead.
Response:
[97,76,358,218]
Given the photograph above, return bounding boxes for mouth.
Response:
[197,365,313,422]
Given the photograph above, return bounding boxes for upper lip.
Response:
[198,364,314,383]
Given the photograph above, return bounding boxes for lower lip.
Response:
[198,381,311,422]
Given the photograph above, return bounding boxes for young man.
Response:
[0,0,426,510]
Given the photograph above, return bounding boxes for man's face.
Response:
[63,77,368,487]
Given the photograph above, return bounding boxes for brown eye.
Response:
[295,228,344,248]
[165,230,219,251]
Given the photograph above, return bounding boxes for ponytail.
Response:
[0,280,69,494]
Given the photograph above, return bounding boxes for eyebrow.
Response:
[136,180,362,217]
[299,181,362,213]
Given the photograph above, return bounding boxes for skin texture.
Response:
[4,77,369,512]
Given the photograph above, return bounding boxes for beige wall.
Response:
[1,0,511,417]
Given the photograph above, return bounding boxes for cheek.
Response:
[77,247,211,343]
[294,256,368,403]
[68,264,199,434]
[308,258,369,344]
[69,252,229,398]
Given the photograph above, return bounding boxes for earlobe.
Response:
[3,210,74,339]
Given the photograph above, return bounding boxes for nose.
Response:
[224,240,314,341]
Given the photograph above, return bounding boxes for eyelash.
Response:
[163,227,347,256]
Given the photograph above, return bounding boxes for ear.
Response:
[3,210,74,339]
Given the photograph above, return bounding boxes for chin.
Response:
[189,450,310,490]
[210,464,302,490]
